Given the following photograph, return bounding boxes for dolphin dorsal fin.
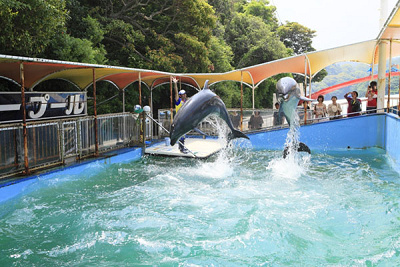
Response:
[203,80,209,90]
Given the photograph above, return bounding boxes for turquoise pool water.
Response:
[1,146,400,266]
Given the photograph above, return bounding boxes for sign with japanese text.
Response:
[0,92,87,123]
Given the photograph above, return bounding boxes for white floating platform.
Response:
[145,138,224,159]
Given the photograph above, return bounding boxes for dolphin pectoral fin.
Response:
[283,142,311,158]
[300,96,317,103]
[228,129,249,141]
[193,127,207,136]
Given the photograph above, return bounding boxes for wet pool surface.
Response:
[1,147,400,266]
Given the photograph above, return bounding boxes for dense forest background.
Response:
[2,0,396,115]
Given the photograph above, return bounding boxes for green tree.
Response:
[278,21,327,84]
[277,21,316,55]
[225,13,289,68]
[243,0,278,29]
[0,0,68,56]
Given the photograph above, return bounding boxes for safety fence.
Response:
[0,113,144,178]
[1,104,399,179]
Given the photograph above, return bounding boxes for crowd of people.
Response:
[309,80,377,121]
[173,78,378,141]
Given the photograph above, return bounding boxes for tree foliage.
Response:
[0,0,322,111]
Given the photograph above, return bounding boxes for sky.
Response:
[271,0,398,51]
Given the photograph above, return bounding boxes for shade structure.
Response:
[2,1,400,93]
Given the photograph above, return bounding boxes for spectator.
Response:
[313,95,327,121]
[273,103,285,126]
[248,111,264,130]
[230,111,240,129]
[365,81,377,114]
[327,96,342,120]
[344,91,361,117]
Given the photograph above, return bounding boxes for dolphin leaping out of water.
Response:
[170,81,249,146]
[276,77,313,158]
[276,77,313,127]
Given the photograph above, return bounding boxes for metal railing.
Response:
[2,106,399,179]
[0,113,143,178]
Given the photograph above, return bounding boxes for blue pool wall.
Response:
[386,113,400,166]
[250,113,400,164]
[1,113,400,204]
[0,148,142,203]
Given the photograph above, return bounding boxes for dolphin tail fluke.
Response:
[283,142,311,158]
[228,129,249,142]
[298,142,311,154]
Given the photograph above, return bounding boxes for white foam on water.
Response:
[266,112,310,181]
[266,153,310,181]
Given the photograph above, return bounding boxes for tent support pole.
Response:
[377,40,387,113]
[387,39,392,111]
[170,76,173,124]
[304,57,308,124]
[139,72,142,107]
[93,68,99,157]
[122,89,125,113]
[240,71,244,131]
[20,62,29,174]
[252,85,255,111]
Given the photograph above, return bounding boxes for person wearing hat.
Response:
[327,96,342,120]
[172,77,189,153]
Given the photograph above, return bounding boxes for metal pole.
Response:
[240,71,244,131]
[252,85,255,111]
[93,68,99,156]
[122,89,125,113]
[388,39,392,111]
[398,64,400,114]
[377,40,387,113]
[150,87,153,115]
[122,88,126,141]
[141,111,146,156]
[304,57,308,97]
[139,72,142,107]
[170,76,173,124]
[20,62,29,174]
[304,57,308,124]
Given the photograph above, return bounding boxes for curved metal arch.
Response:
[83,77,124,92]
[208,79,254,90]
[29,67,92,90]
[121,80,151,92]
[151,81,200,91]
[0,75,21,88]
[151,75,201,91]
[31,77,82,91]
[253,72,306,90]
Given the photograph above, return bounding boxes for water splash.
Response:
[266,110,310,180]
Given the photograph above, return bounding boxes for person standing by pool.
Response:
[173,77,189,153]
[273,103,285,126]
[230,110,240,129]
[344,91,361,117]
[313,95,327,121]
[365,81,377,114]
[327,96,342,120]
[248,111,264,129]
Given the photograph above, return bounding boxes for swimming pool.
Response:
[1,144,400,265]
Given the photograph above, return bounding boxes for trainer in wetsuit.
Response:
[173,77,189,153]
